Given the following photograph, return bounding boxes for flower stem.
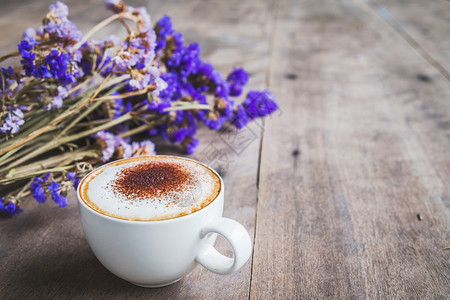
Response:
[163,104,211,112]
[1,167,73,185]
[0,148,99,183]
[119,119,162,138]
[0,51,20,63]
[16,179,33,200]
[5,112,132,169]
[0,72,126,156]
[73,12,138,50]
[74,14,120,49]
[56,81,126,139]
[92,83,155,101]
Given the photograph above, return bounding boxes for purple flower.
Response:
[0,73,18,98]
[0,198,22,216]
[231,104,250,129]
[131,140,156,156]
[31,175,49,203]
[160,111,198,143]
[227,68,249,97]
[155,15,174,53]
[49,1,69,19]
[33,65,52,79]
[175,43,201,79]
[94,131,116,162]
[30,174,73,207]
[215,97,235,118]
[18,38,38,53]
[31,183,47,203]
[45,49,78,84]
[1,66,15,80]
[52,191,68,207]
[68,171,81,189]
[47,19,83,44]
[12,108,24,119]
[19,39,81,83]
[93,131,137,161]
[105,0,125,14]
[132,7,152,32]
[78,38,116,75]
[243,90,278,118]
[145,97,171,113]
[111,92,124,118]
[129,72,152,90]
[203,113,227,130]
[46,180,68,207]
[43,2,83,45]
[114,29,158,87]
[1,109,25,135]
[112,51,136,70]
[185,137,199,154]
[152,77,168,97]
[170,127,187,143]
[115,137,132,159]
[23,28,37,40]
[101,35,121,48]
[45,86,69,110]
[211,72,230,98]
[18,38,39,76]
[159,71,181,100]
[130,31,156,64]
[48,180,60,192]
[67,172,76,181]
[73,177,81,189]
[192,62,230,97]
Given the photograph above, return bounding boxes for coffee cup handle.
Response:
[196,217,252,275]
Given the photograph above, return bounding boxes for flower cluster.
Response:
[0,0,278,216]
[94,131,155,162]
[0,198,22,216]
[148,15,278,152]
[30,172,81,207]
[18,1,83,84]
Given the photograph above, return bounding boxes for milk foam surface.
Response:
[80,156,221,221]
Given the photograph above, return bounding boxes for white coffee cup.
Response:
[77,156,252,287]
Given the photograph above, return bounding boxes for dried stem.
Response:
[0,51,20,64]
[74,14,120,49]
[1,148,99,183]
[5,112,132,169]
[0,72,127,156]
[92,84,155,101]
[119,120,161,138]
[163,104,210,112]
[73,12,138,50]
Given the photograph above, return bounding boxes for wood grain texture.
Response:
[250,0,450,298]
[0,0,272,299]
[1,0,450,299]
[363,0,450,80]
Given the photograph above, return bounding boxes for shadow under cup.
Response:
[76,156,252,288]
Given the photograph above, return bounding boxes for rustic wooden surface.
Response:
[0,0,449,299]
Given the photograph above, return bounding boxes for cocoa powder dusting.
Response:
[111,161,191,201]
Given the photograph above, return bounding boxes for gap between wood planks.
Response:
[360,0,450,82]
[248,0,281,299]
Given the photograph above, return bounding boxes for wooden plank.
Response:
[0,0,274,298]
[251,0,450,298]
[362,0,450,80]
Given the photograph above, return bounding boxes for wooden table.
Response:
[1,0,449,298]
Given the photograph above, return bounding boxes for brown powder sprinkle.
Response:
[111,160,193,201]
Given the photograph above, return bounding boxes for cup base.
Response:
[132,278,182,288]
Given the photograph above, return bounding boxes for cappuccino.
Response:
[79,156,221,221]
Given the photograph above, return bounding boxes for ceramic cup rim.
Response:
[76,155,223,225]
